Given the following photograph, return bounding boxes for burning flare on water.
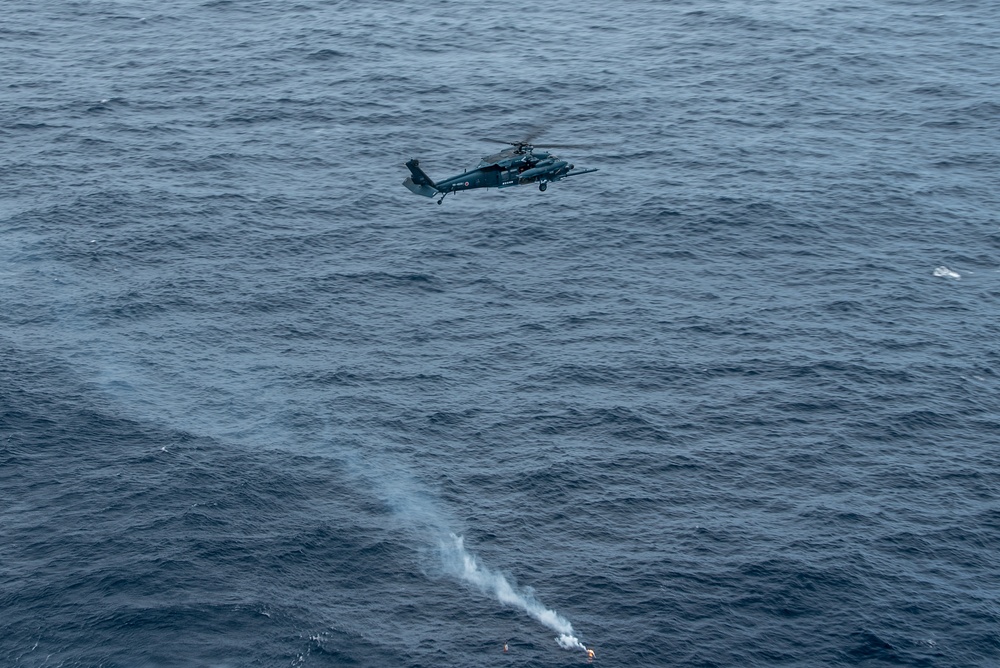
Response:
[440,533,589,652]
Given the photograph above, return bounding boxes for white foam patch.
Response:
[440,533,587,652]
[933,265,961,279]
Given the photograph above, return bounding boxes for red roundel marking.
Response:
[465,181,469,186]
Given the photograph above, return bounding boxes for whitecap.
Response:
[933,266,960,279]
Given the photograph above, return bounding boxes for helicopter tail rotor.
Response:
[403,159,440,198]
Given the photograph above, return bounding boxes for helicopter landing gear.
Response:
[437,191,449,205]
[538,182,547,192]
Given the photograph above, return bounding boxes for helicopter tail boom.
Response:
[403,159,439,197]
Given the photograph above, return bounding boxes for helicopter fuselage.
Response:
[435,161,571,194]
[403,144,596,203]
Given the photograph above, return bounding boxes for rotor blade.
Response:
[531,142,600,149]
[480,137,603,149]
[480,137,521,146]
[520,125,548,144]
[481,124,548,146]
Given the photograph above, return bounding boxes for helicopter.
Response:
[403,135,598,204]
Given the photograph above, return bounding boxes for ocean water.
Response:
[2,0,999,666]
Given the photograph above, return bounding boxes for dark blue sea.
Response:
[2,1,998,666]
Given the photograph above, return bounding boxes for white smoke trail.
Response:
[439,533,586,652]
[344,448,590,653]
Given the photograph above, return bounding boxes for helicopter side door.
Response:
[498,165,519,188]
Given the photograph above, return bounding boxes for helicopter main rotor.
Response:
[480,135,597,155]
